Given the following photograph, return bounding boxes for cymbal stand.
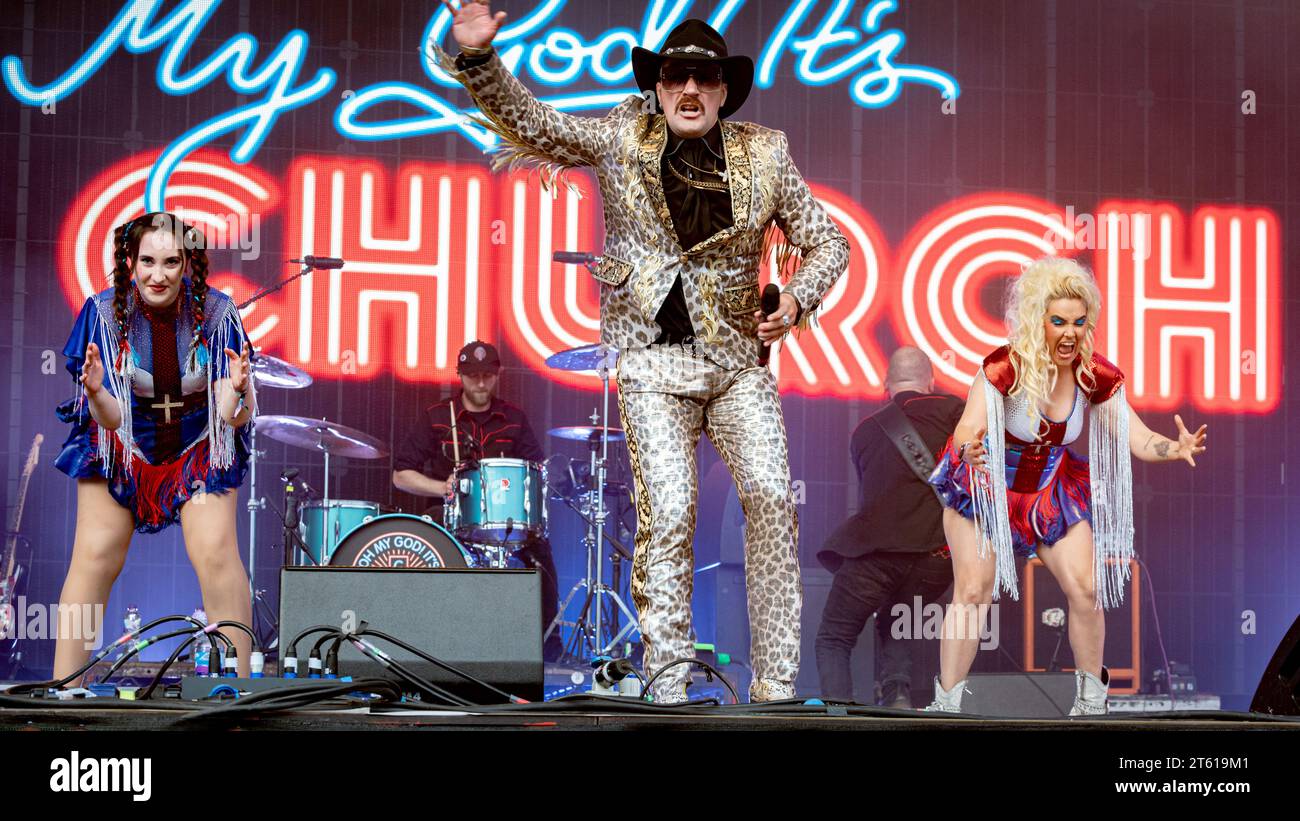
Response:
[245,379,265,599]
[318,425,335,559]
[545,353,639,660]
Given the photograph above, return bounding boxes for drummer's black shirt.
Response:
[393,394,544,481]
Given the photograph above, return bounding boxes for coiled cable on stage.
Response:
[289,624,478,706]
[170,678,406,726]
[356,626,525,703]
[5,613,231,695]
[99,625,231,684]
[133,619,261,699]
[641,657,741,705]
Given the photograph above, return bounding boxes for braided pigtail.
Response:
[185,225,210,372]
[111,220,136,369]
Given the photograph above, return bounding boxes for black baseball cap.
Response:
[456,340,501,375]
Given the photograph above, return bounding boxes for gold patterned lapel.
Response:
[683,120,753,255]
[639,117,755,256]
[637,115,679,247]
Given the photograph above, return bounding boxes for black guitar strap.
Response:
[871,401,944,502]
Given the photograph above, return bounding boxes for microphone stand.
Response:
[238,260,329,623]
[237,261,320,311]
[281,475,319,567]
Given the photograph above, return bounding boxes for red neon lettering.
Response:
[495,172,603,390]
[285,156,494,383]
[1094,201,1281,413]
[57,155,1284,413]
[891,193,1076,395]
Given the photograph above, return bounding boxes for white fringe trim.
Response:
[973,375,1018,601]
[205,299,254,470]
[92,308,134,478]
[1088,386,1135,609]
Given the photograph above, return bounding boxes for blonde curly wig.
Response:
[1004,256,1101,440]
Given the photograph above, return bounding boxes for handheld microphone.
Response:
[757,283,782,366]
[553,251,599,266]
[289,256,346,269]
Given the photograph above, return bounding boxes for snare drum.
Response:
[299,500,382,565]
[445,458,547,543]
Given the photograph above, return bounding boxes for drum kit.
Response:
[243,341,641,663]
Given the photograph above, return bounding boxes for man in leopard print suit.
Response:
[439,3,849,702]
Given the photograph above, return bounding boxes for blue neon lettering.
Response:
[759,0,958,105]
[4,1,957,169]
[1,0,334,208]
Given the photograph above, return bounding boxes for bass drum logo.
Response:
[353,531,447,568]
[328,515,469,568]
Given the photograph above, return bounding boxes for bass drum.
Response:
[328,514,471,569]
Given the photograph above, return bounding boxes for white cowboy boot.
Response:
[1068,667,1110,716]
[922,676,968,713]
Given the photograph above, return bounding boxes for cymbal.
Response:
[545,344,619,373]
[548,425,625,443]
[251,354,313,389]
[257,415,388,459]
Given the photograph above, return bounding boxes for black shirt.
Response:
[393,395,544,481]
[819,391,964,566]
[655,122,732,343]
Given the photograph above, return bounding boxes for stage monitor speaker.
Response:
[1023,557,1140,693]
[963,672,1076,717]
[279,567,543,702]
[1250,613,1300,715]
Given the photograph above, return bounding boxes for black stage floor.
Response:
[3,694,1298,732]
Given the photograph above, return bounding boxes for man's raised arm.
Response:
[436,0,633,172]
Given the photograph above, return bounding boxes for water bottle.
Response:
[191,608,212,676]
[123,605,141,635]
[113,605,143,663]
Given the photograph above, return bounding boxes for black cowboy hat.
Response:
[632,19,753,120]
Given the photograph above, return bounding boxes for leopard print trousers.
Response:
[617,344,801,701]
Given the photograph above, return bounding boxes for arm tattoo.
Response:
[1153,439,1171,458]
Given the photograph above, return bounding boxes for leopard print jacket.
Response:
[443,50,850,370]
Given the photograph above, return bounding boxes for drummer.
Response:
[392,340,562,662]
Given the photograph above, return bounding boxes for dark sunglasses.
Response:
[659,62,724,92]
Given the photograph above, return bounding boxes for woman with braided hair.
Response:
[52,212,256,681]
[925,256,1207,715]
